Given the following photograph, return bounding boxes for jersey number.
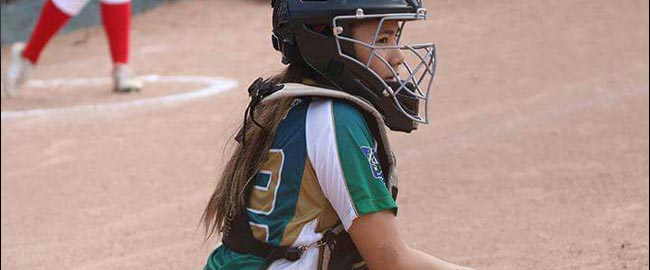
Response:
[246,149,285,242]
[247,149,284,215]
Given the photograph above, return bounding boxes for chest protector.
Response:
[222,83,399,270]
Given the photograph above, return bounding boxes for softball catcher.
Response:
[202,0,475,269]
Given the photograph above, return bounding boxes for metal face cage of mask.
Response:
[333,8,436,125]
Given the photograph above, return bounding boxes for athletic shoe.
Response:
[3,43,34,97]
[111,64,143,93]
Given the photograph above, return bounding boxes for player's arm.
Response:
[348,210,475,270]
[307,101,475,269]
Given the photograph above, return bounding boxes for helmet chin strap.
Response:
[386,80,420,118]
[350,78,420,133]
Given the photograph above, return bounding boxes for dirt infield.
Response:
[1,0,648,269]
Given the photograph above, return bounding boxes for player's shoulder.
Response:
[307,98,369,129]
[279,83,369,128]
[305,98,374,149]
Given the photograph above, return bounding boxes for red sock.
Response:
[21,0,71,64]
[101,2,131,64]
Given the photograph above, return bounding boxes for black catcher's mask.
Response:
[272,0,436,133]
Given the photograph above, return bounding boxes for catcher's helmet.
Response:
[271,0,436,133]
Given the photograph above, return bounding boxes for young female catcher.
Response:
[3,0,142,96]
[202,0,475,269]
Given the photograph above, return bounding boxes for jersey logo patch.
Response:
[361,145,384,180]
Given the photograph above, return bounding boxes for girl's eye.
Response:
[377,37,389,44]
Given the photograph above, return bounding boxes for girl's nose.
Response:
[388,49,404,72]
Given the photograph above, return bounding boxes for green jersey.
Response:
[206,96,397,270]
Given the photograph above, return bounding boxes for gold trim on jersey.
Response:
[280,159,339,246]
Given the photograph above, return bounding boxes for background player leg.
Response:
[3,0,89,97]
[100,0,143,93]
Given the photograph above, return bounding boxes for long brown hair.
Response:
[201,64,307,240]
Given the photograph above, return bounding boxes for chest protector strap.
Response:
[222,208,344,266]
[222,83,398,270]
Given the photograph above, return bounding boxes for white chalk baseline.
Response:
[1,74,238,119]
